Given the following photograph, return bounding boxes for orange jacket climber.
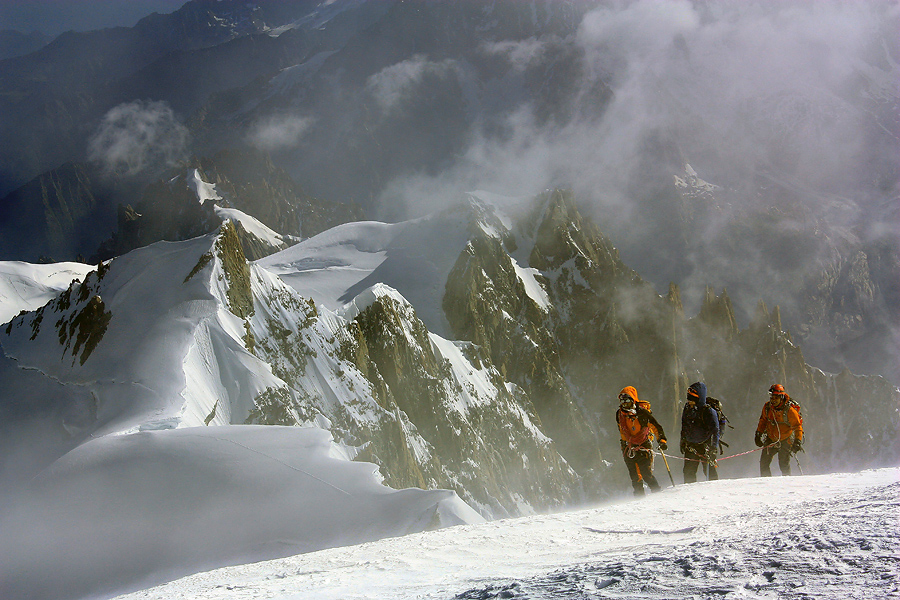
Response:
[615,386,668,496]
[616,386,661,446]
[755,384,803,444]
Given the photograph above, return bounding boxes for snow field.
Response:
[113,467,900,600]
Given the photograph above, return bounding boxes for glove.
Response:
[791,438,803,453]
[658,438,668,451]
[754,431,764,447]
[680,439,687,454]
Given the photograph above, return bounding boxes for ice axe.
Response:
[659,443,676,487]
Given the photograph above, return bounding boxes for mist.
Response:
[380,0,897,235]
[88,100,190,178]
[370,0,899,381]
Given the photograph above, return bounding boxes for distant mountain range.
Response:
[0,29,49,60]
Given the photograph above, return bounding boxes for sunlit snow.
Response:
[110,467,900,600]
[0,261,93,324]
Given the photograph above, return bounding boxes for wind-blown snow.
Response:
[0,261,93,324]
[111,467,900,600]
[0,425,482,600]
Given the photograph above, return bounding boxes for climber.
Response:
[679,381,720,483]
[615,386,668,496]
[754,384,803,476]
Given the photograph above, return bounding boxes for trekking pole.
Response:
[659,445,676,487]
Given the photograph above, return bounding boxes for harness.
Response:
[623,440,654,459]
[768,402,791,425]
[766,402,787,425]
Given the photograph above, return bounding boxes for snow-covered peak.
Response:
[258,209,472,338]
[188,168,221,204]
[187,168,290,252]
[674,162,720,196]
[338,281,410,323]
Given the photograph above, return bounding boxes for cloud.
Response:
[374,0,899,379]
[247,114,315,151]
[366,55,458,113]
[380,0,899,239]
[480,38,547,72]
[88,100,189,177]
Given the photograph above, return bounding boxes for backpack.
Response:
[786,395,802,423]
[706,396,733,450]
[705,396,731,434]
[771,394,803,426]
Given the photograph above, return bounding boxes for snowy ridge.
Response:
[0,260,93,325]
[110,467,900,600]
[1,206,579,513]
[2,192,898,599]
[258,207,473,338]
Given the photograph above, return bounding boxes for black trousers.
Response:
[623,449,660,495]
[683,444,718,483]
[760,442,793,476]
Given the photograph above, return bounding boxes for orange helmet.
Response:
[769,384,785,395]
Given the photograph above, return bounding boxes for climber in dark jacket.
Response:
[680,381,720,483]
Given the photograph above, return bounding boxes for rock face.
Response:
[441,190,899,482]
[0,163,116,262]
[665,161,900,388]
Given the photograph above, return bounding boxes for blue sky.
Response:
[0,0,186,37]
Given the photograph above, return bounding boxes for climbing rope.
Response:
[655,441,784,463]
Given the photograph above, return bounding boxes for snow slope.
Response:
[257,213,469,338]
[257,191,537,338]
[112,467,900,600]
[0,425,482,600]
[0,260,93,325]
